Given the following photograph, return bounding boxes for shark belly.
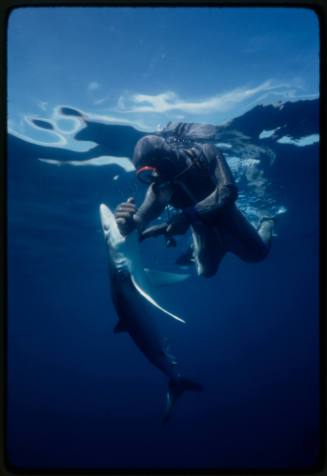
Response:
[112,272,178,380]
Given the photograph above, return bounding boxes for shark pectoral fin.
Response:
[144,268,190,287]
[113,321,128,333]
[130,274,186,325]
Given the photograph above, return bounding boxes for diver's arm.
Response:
[134,182,173,231]
[191,144,238,220]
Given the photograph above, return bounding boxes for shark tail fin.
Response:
[162,377,203,424]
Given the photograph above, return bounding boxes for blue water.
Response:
[7,99,320,470]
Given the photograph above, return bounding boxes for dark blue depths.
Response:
[6,100,320,470]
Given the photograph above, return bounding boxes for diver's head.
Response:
[133,135,180,184]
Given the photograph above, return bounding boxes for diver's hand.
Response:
[115,197,138,236]
[166,212,190,236]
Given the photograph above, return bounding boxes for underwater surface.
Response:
[7,98,320,470]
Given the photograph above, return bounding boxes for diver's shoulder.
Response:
[199,142,220,160]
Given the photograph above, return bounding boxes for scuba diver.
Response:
[115,135,275,277]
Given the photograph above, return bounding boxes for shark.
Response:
[99,203,203,422]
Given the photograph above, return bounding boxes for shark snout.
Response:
[99,203,125,247]
[100,204,112,229]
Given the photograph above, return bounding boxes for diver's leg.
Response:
[257,216,275,248]
[224,205,274,262]
[191,223,225,277]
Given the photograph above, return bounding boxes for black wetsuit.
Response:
[133,137,273,277]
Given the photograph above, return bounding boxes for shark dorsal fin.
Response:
[144,268,190,287]
[113,321,128,333]
[130,274,186,325]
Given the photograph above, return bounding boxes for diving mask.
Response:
[136,165,160,184]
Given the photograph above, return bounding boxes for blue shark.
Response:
[99,203,202,422]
